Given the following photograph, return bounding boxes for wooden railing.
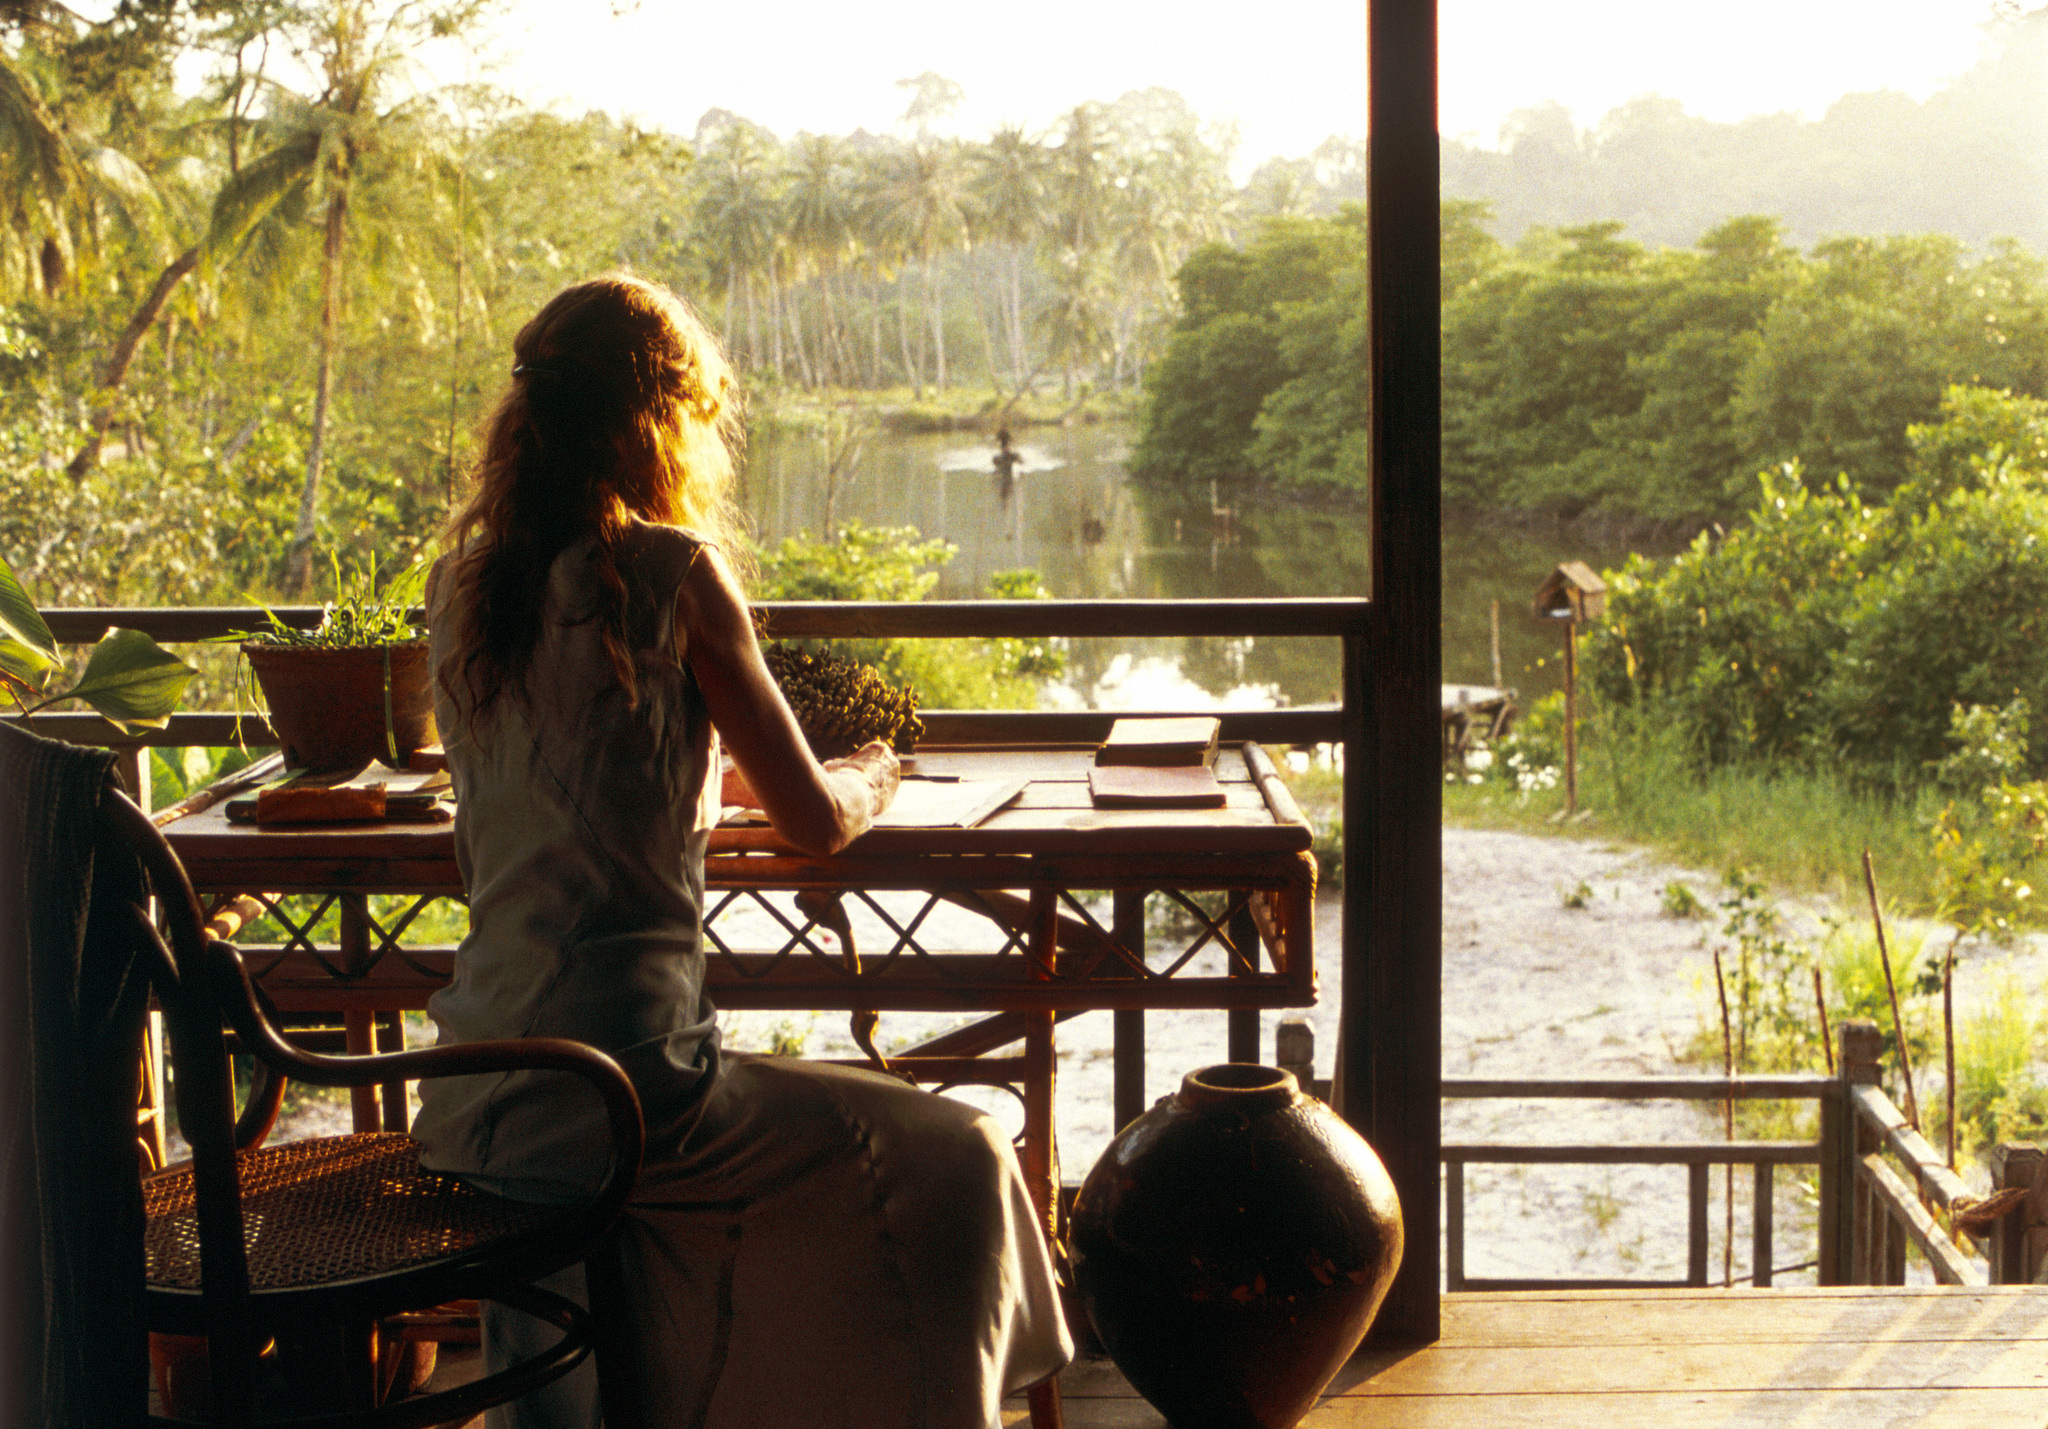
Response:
[1435,1017,2046,1290]
[27,600,1364,797]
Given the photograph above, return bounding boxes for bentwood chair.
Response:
[110,783,652,1427]
[1,719,647,1429]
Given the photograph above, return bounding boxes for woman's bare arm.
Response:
[676,544,898,856]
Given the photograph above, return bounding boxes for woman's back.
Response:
[413,520,722,1202]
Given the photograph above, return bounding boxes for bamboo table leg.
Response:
[340,895,379,1132]
[1112,889,1147,1132]
[1024,886,1064,1429]
[1227,900,1261,1064]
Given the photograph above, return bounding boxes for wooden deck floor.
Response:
[1007,1287,2048,1427]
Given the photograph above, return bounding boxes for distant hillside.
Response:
[1441,9,2048,251]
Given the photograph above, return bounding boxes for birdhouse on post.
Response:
[1531,562,1607,817]
[1532,561,1607,624]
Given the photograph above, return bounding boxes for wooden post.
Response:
[1988,1143,2047,1285]
[1358,0,1443,1347]
[1444,1158,1465,1291]
[1687,1162,1710,1286]
[1822,1019,1883,1285]
[1276,1017,1316,1095]
[1563,616,1578,816]
[1752,1163,1774,1287]
[115,743,151,812]
[1488,599,1501,689]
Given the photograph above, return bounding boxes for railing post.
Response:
[1752,1163,1774,1288]
[1821,1019,1882,1285]
[1276,1018,1317,1099]
[1988,1142,2047,1285]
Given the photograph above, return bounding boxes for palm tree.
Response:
[0,45,92,297]
[877,139,971,394]
[0,34,240,482]
[1044,105,1115,397]
[205,0,476,592]
[695,118,784,373]
[782,133,855,386]
[973,124,1047,391]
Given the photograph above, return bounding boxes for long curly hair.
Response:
[438,275,747,721]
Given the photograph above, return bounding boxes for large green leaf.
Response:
[0,553,56,685]
[57,628,195,732]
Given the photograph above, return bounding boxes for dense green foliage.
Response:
[1136,206,2048,524]
[1583,386,2048,792]
[753,521,1063,709]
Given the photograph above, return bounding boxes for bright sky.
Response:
[451,0,2010,170]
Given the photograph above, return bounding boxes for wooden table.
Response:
[160,742,1318,1240]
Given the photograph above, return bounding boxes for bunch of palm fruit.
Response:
[763,644,925,759]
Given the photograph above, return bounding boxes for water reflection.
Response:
[741,422,1689,709]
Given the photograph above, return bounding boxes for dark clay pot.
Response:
[243,642,436,771]
[1069,1064,1403,1429]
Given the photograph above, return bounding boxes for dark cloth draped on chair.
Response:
[0,722,152,1429]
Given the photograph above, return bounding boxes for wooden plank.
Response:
[1293,1391,2048,1429]
[1858,1152,1987,1286]
[1433,1289,2048,1346]
[1323,1336,2048,1396]
[905,746,1252,783]
[19,707,1344,751]
[923,708,1344,746]
[1444,1141,1818,1165]
[1008,784,1267,813]
[1444,1075,1833,1101]
[1851,1082,1976,1211]
[43,598,1373,645]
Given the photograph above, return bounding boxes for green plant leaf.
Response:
[0,553,57,681]
[57,628,195,732]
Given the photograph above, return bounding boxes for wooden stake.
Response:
[1489,598,1502,688]
[1944,935,1959,1172]
[1714,948,1735,1288]
[1862,851,1920,1129]
[1564,617,1579,817]
[1813,965,1834,1075]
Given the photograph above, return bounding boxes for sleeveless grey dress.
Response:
[414,522,723,1201]
[415,521,1071,1429]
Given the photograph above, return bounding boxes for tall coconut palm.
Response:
[0,33,237,482]
[695,118,784,373]
[205,0,478,592]
[972,124,1047,390]
[782,133,855,386]
[877,139,971,394]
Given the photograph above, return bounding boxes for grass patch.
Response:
[1443,713,1949,918]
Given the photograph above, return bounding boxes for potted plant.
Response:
[236,555,435,772]
[1,554,196,731]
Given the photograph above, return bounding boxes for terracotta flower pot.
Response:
[242,642,436,771]
[1069,1064,1403,1429]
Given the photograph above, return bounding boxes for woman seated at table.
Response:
[413,274,1071,1429]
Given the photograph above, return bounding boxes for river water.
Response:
[741,420,1690,708]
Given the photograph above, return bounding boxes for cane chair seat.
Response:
[144,1134,570,1292]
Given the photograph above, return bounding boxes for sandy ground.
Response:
[263,825,2031,1286]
